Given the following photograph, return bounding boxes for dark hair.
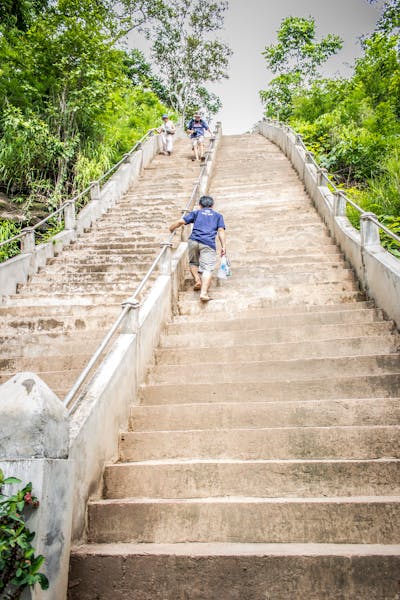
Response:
[199,195,214,208]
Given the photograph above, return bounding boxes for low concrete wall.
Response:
[68,242,188,542]
[0,122,220,597]
[258,121,400,328]
[0,134,162,300]
[0,374,73,600]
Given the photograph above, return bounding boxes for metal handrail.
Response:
[64,128,219,411]
[264,118,400,247]
[0,130,154,250]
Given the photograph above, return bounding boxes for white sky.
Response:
[129,0,382,134]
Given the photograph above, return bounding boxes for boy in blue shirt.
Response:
[187,113,210,162]
[169,196,226,302]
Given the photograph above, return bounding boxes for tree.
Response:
[259,16,343,120]
[148,0,232,120]
[0,0,50,31]
[367,0,400,36]
[0,0,171,214]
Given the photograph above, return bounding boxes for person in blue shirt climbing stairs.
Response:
[186,113,210,162]
[169,196,226,302]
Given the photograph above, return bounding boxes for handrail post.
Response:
[305,151,314,164]
[295,134,302,145]
[317,167,328,187]
[21,229,35,253]
[333,192,347,217]
[159,243,172,276]
[120,299,140,334]
[64,201,76,230]
[90,181,101,202]
[361,212,381,248]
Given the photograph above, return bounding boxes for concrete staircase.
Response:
[0,139,199,400]
[69,133,399,598]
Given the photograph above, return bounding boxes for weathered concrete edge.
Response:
[68,242,188,544]
[258,122,400,329]
[0,135,162,299]
[0,458,74,600]
[0,372,73,599]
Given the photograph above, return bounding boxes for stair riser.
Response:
[88,500,400,544]
[5,293,127,306]
[148,355,400,384]
[161,322,394,348]
[0,304,119,318]
[103,461,400,499]
[0,353,92,372]
[156,337,399,365]
[206,269,356,284]
[177,293,366,315]
[167,307,381,332]
[0,369,81,389]
[141,374,400,405]
[129,398,400,430]
[68,551,400,600]
[119,427,400,462]
[0,314,115,336]
[46,262,155,274]
[0,332,103,357]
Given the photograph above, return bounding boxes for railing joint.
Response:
[121,297,140,309]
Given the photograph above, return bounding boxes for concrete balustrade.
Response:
[0,133,163,300]
[0,373,73,600]
[258,120,400,328]
[0,123,222,599]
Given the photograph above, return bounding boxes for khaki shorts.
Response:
[188,240,216,273]
[191,136,205,148]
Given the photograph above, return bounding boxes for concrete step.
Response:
[103,459,400,499]
[0,368,81,389]
[176,292,366,315]
[0,352,93,373]
[87,496,400,544]
[160,321,395,348]
[129,398,400,431]
[68,542,400,600]
[155,336,399,365]
[0,331,103,357]
[0,303,119,318]
[140,374,400,405]
[4,292,128,306]
[147,355,400,385]
[44,262,154,275]
[18,280,148,294]
[168,303,379,329]
[0,312,116,335]
[203,266,357,283]
[119,426,400,462]
[29,272,151,285]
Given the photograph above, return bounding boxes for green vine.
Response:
[0,469,49,599]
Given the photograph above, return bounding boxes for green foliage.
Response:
[0,468,48,599]
[262,16,343,79]
[0,220,21,262]
[285,13,400,254]
[260,17,343,119]
[0,0,174,244]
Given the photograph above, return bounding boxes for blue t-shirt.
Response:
[183,208,225,250]
[187,119,209,138]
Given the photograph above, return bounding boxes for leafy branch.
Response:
[0,469,49,600]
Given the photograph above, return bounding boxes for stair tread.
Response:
[71,541,400,556]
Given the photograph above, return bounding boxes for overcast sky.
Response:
[129,0,383,135]
[209,0,382,133]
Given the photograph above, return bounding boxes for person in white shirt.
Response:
[156,114,176,155]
